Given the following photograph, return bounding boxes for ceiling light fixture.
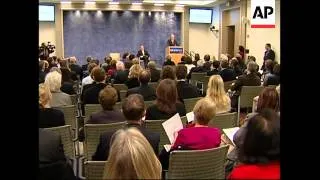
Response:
[175,4,184,7]
[132,2,142,5]
[109,2,120,5]
[85,1,96,5]
[154,3,164,6]
[60,1,71,4]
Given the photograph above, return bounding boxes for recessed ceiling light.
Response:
[85,1,96,5]
[109,2,120,5]
[61,1,71,4]
[154,3,164,6]
[175,4,184,7]
[132,2,142,5]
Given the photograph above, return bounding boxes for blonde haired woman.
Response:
[104,127,162,179]
[125,64,142,89]
[39,83,65,128]
[206,75,231,114]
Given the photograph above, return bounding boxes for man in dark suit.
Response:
[219,60,237,82]
[176,65,200,101]
[126,70,156,101]
[82,56,93,75]
[39,129,76,180]
[113,61,128,84]
[69,57,83,80]
[136,45,150,68]
[92,94,160,161]
[167,33,179,46]
[207,60,220,76]
[147,61,161,82]
[262,43,276,71]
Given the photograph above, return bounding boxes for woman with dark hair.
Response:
[238,46,245,60]
[230,58,243,77]
[193,53,200,66]
[60,67,76,95]
[228,109,280,179]
[160,65,176,80]
[145,79,186,120]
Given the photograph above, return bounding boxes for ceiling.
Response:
[39,0,227,7]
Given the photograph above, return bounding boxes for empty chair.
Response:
[54,105,78,138]
[184,97,202,113]
[84,122,125,160]
[145,120,170,153]
[208,112,237,130]
[167,145,229,179]
[83,161,107,180]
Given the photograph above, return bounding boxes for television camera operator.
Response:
[39,42,55,60]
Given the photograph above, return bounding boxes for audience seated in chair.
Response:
[127,70,156,101]
[205,75,231,114]
[92,94,160,161]
[207,60,220,76]
[39,129,76,180]
[45,71,72,107]
[106,59,117,81]
[39,83,65,128]
[69,56,83,80]
[228,109,280,179]
[146,79,186,120]
[184,56,195,74]
[125,64,142,89]
[176,65,200,101]
[263,64,280,86]
[161,65,176,80]
[147,61,161,82]
[39,60,49,84]
[230,58,243,77]
[192,53,201,66]
[81,62,97,91]
[159,98,221,170]
[202,54,212,72]
[60,68,76,95]
[219,60,237,82]
[81,56,93,73]
[163,55,175,66]
[113,61,128,84]
[103,127,162,179]
[187,58,206,80]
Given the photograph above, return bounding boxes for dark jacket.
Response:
[263,74,280,86]
[231,73,261,96]
[125,78,140,89]
[176,80,200,100]
[263,49,275,61]
[163,60,175,66]
[127,84,157,101]
[83,83,107,105]
[87,110,127,124]
[60,82,76,95]
[149,68,161,82]
[136,50,150,59]
[39,129,77,180]
[219,68,237,82]
[113,70,128,84]
[39,108,65,128]
[167,39,179,46]
[145,103,186,120]
[187,66,206,79]
[203,61,212,71]
[70,64,83,80]
[207,68,220,76]
[92,123,160,161]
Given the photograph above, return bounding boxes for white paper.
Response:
[186,112,195,123]
[164,144,172,152]
[223,127,240,146]
[162,113,183,144]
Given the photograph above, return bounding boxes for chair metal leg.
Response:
[237,97,240,127]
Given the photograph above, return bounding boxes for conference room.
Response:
[39,0,280,179]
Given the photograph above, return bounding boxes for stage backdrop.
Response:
[63,10,182,65]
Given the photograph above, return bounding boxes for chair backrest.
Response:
[84,104,102,123]
[224,80,236,92]
[43,125,75,159]
[84,161,107,180]
[84,122,125,160]
[239,86,264,108]
[144,100,155,109]
[208,112,237,130]
[69,94,78,105]
[184,97,202,113]
[149,82,159,90]
[202,76,211,94]
[53,105,77,133]
[113,84,128,91]
[119,90,127,102]
[190,72,207,86]
[145,120,170,153]
[167,145,229,179]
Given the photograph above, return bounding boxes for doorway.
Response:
[227,25,235,56]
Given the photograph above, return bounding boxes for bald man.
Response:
[167,33,179,46]
[126,70,156,101]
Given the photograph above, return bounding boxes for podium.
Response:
[165,46,184,65]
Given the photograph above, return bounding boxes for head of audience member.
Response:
[220,54,228,61]
[235,53,243,62]
[248,56,256,63]
[132,58,140,65]
[104,56,112,64]
[124,61,133,70]
[91,67,106,83]
[138,70,151,85]
[170,33,175,41]
[104,127,162,179]
[212,60,220,70]
[165,55,172,62]
[87,62,98,76]
[265,59,274,73]
[206,75,230,111]
[98,86,118,111]
[122,52,129,61]
[265,43,272,51]
[185,56,193,65]
[193,98,217,126]
[60,67,73,83]
[129,64,143,79]
[39,60,47,72]
[239,109,280,164]
[180,55,185,63]
[176,65,187,80]
[273,64,280,76]
[156,79,178,114]
[86,56,93,64]
[204,54,210,62]
[247,61,258,74]
[109,60,117,69]
[256,87,280,112]
[116,61,125,71]
[197,59,204,67]
[122,94,145,123]
[59,59,69,69]
[69,57,77,64]
[101,63,109,72]
[230,58,239,68]
[94,59,100,66]
[49,67,61,74]
[239,45,245,53]
[220,59,229,69]
[39,83,52,109]
[44,71,62,93]
[194,53,200,61]
[147,61,157,70]
[161,65,176,80]
[47,57,54,66]
[129,54,135,61]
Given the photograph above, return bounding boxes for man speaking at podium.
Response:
[137,45,150,68]
[167,33,179,46]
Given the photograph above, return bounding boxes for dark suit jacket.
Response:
[176,80,200,101]
[203,61,212,72]
[127,84,157,101]
[167,39,179,46]
[82,63,88,72]
[263,74,280,86]
[113,70,128,84]
[92,123,160,161]
[39,129,76,180]
[125,78,140,89]
[231,73,261,95]
[70,64,83,80]
[145,103,186,120]
[263,49,275,61]
[163,60,175,66]
[83,83,107,105]
[39,108,65,128]
[149,68,161,82]
[219,68,237,82]
[207,68,220,76]
[187,66,206,79]
[136,50,150,59]
[60,82,76,95]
